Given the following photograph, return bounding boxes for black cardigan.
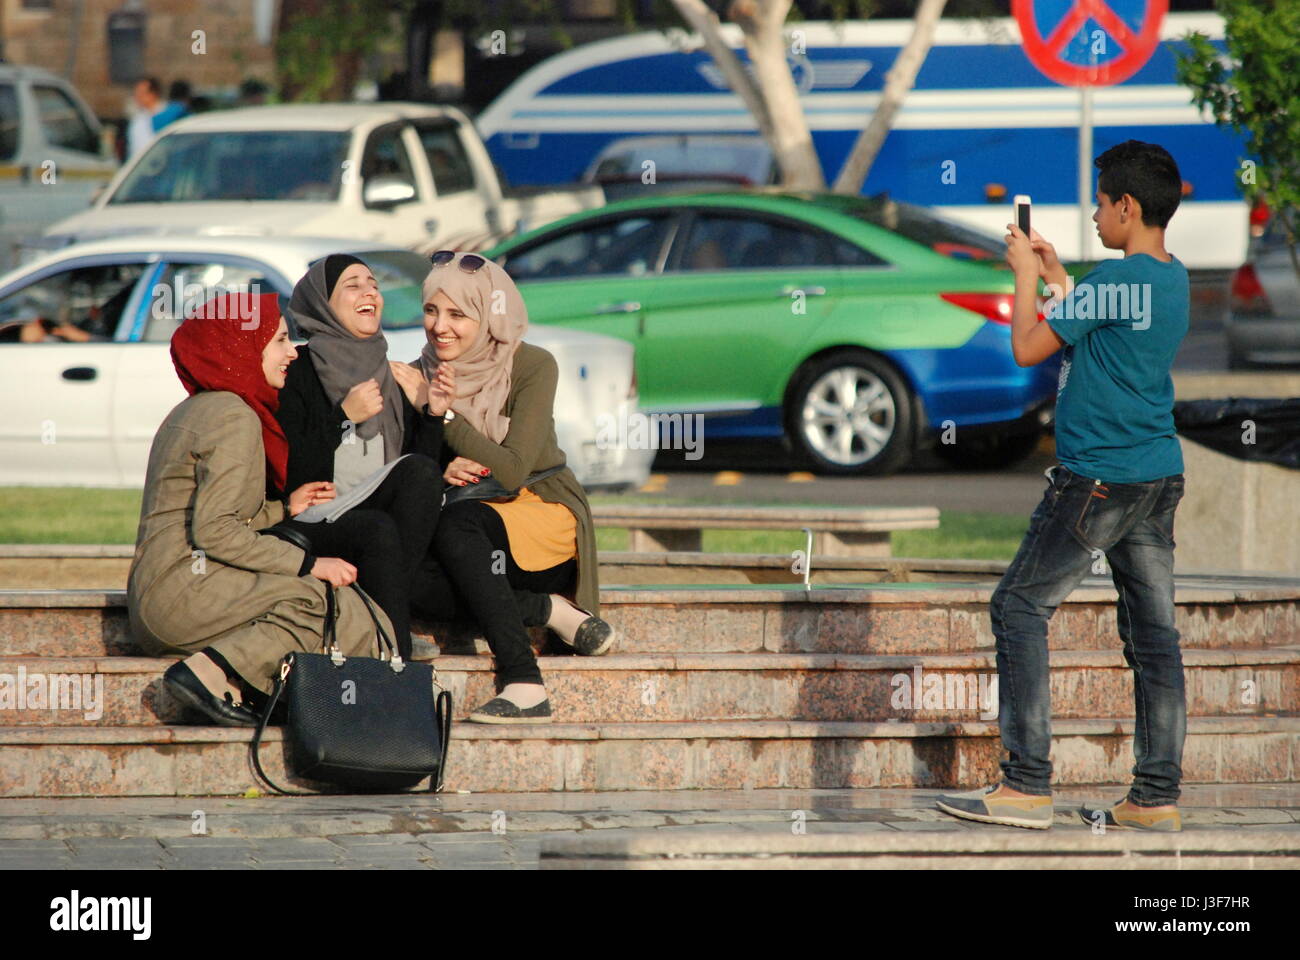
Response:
[275,345,445,495]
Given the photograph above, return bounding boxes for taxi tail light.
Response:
[940,292,1045,325]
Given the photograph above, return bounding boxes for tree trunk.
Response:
[669,0,773,137]
[832,0,948,195]
[730,0,824,189]
[670,0,825,190]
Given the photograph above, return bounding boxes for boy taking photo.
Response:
[937,140,1190,831]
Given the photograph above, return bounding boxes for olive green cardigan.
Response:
[441,342,600,614]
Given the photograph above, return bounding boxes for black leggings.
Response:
[417,501,575,686]
[282,454,441,659]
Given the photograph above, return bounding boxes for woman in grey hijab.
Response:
[274,254,453,657]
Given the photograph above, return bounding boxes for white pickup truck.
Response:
[0,63,118,271]
[41,102,604,255]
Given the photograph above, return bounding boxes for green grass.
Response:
[0,488,143,544]
[594,512,1027,560]
[1,487,1029,561]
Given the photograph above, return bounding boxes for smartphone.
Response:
[1014,194,1032,236]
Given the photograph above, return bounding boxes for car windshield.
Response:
[109,131,351,203]
[817,194,1006,262]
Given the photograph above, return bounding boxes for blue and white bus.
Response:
[477,13,1246,269]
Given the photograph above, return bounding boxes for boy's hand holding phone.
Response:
[1004,223,1040,279]
[1005,224,1069,296]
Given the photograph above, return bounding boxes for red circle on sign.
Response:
[1013,0,1168,87]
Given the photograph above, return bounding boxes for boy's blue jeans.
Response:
[991,464,1186,805]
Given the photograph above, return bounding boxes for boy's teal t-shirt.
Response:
[1045,253,1189,482]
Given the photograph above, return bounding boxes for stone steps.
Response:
[2,716,1296,797]
[2,650,1297,727]
[3,580,1297,658]
[3,576,1298,798]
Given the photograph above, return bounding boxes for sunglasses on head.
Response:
[429,250,486,273]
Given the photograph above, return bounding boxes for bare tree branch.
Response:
[832,0,947,194]
[669,0,774,137]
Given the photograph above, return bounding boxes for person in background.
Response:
[152,80,192,132]
[239,77,269,106]
[127,76,163,159]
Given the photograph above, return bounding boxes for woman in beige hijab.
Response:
[412,251,610,723]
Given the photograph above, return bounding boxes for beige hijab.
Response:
[418,254,527,444]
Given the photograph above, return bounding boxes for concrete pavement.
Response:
[2,784,1297,870]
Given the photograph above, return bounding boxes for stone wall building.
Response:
[0,0,276,119]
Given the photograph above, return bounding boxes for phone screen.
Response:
[1016,200,1031,236]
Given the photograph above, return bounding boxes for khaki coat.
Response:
[128,391,393,694]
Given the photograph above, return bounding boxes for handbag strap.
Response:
[248,655,309,796]
[431,688,453,792]
[250,583,339,796]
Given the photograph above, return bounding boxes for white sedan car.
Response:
[0,236,652,490]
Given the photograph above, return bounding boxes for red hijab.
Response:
[170,292,289,493]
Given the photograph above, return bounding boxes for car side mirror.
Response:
[363,175,416,210]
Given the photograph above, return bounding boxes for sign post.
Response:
[1013,0,1168,261]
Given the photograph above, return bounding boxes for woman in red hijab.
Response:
[128,292,392,726]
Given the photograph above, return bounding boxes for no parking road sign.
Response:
[1011,0,1169,258]
[1013,0,1168,87]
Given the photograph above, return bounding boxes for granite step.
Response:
[2,581,1297,658]
[3,715,1296,797]
[0,547,1008,590]
[1,650,1296,727]
[538,827,1300,870]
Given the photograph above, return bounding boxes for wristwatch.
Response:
[443,409,455,422]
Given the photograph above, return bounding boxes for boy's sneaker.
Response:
[1078,798,1181,832]
[935,783,1054,829]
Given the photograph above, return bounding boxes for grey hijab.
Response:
[288,257,404,454]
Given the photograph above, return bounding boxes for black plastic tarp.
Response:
[1173,398,1300,470]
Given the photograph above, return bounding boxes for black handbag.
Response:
[250,583,452,794]
[442,463,568,507]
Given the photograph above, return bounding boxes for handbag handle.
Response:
[348,583,399,662]
[323,583,338,653]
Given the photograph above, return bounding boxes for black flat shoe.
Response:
[550,596,617,656]
[571,615,616,656]
[163,660,259,727]
[466,696,552,724]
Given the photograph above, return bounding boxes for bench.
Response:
[590,505,940,558]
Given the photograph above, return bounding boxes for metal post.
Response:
[1079,84,1093,262]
